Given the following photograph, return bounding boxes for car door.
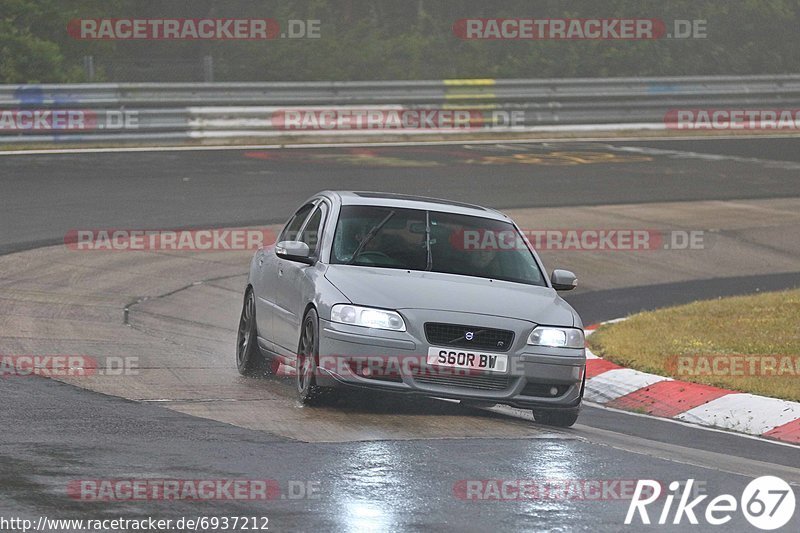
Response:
[273,200,329,353]
[254,202,314,346]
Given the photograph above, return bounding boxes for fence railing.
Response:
[1,75,799,143]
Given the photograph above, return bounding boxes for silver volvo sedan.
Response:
[237,191,586,427]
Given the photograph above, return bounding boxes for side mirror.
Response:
[275,241,314,265]
[551,269,577,291]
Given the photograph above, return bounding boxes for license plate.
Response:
[427,347,508,373]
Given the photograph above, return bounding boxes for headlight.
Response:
[330,304,406,331]
[528,326,584,348]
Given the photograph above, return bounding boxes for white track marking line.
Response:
[1,132,799,156]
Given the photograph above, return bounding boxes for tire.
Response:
[296,308,331,404]
[236,289,262,375]
[533,407,580,427]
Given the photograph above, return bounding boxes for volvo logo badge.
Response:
[465,331,474,341]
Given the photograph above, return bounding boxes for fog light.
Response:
[550,387,559,396]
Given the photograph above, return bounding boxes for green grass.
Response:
[588,289,800,402]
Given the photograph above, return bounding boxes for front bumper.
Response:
[317,310,585,409]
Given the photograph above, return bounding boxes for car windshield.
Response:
[331,205,546,286]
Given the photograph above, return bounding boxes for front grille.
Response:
[413,373,512,391]
[424,323,514,352]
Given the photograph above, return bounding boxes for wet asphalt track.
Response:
[1,136,799,532]
[4,137,800,255]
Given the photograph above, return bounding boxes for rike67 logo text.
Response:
[626,477,795,530]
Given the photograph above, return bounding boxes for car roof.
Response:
[322,191,509,221]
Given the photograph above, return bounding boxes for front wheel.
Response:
[296,308,331,404]
[236,289,262,375]
[533,407,580,427]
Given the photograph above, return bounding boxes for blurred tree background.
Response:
[1,0,798,82]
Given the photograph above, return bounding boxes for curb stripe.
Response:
[606,380,731,418]
[675,393,800,435]
[584,317,800,445]
[585,358,621,378]
[585,368,671,404]
[763,418,800,444]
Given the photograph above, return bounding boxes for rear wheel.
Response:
[296,308,331,404]
[533,407,580,427]
[236,289,262,375]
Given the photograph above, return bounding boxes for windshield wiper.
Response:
[424,211,433,271]
[345,209,395,265]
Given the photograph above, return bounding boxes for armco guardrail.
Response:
[1,75,799,143]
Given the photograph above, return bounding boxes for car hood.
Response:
[324,265,576,326]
